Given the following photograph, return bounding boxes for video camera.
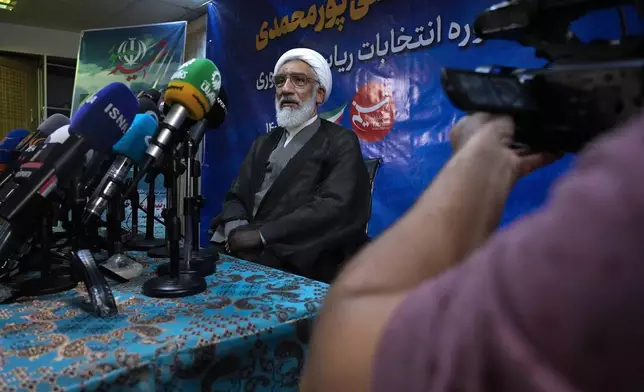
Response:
[441,0,644,152]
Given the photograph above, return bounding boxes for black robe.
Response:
[219,119,371,282]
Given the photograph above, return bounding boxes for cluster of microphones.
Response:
[0,58,228,316]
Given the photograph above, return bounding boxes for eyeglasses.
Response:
[273,73,318,88]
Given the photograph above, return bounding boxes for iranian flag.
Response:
[320,103,347,124]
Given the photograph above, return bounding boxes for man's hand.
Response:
[209,215,221,235]
[227,226,263,256]
[450,113,561,181]
[209,217,219,231]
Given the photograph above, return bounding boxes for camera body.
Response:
[441,0,644,152]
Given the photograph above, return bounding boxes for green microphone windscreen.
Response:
[165,58,222,120]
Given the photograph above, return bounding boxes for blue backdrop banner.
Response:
[202,0,642,245]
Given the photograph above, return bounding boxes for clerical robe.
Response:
[216,118,371,282]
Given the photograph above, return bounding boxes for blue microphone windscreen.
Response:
[113,113,158,165]
[2,129,30,145]
[0,129,30,163]
[37,113,70,136]
[70,82,138,153]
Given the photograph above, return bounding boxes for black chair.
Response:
[363,157,383,235]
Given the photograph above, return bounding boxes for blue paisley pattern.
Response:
[0,253,328,391]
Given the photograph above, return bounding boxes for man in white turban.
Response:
[210,48,371,282]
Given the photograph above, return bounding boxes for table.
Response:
[0,253,328,391]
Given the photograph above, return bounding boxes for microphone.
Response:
[137,88,161,102]
[187,87,228,154]
[0,129,30,150]
[0,129,30,172]
[79,152,113,197]
[0,125,72,199]
[17,125,71,173]
[15,114,70,153]
[0,82,138,263]
[38,113,70,135]
[137,88,162,124]
[81,88,163,197]
[156,88,228,275]
[44,125,70,144]
[126,58,222,194]
[71,83,138,153]
[83,113,158,223]
[17,125,71,178]
[207,86,228,126]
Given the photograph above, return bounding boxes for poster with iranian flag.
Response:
[72,21,186,114]
[72,21,186,237]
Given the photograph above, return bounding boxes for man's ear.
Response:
[316,87,325,105]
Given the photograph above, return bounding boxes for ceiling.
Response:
[0,0,209,32]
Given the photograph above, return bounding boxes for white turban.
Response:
[274,48,332,103]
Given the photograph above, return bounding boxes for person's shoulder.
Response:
[255,126,283,143]
[319,118,352,135]
[266,125,283,136]
[319,119,360,144]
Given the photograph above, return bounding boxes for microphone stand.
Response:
[126,166,143,243]
[156,136,218,277]
[147,207,172,258]
[101,184,142,281]
[142,145,206,298]
[50,202,69,247]
[71,181,88,250]
[71,179,107,257]
[2,207,78,303]
[188,159,220,261]
[126,171,166,251]
[146,159,184,259]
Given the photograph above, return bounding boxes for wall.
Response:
[185,14,207,60]
[0,22,80,58]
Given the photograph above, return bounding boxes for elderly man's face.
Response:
[274,60,324,109]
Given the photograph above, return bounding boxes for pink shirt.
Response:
[373,113,644,392]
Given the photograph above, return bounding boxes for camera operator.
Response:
[300,110,644,392]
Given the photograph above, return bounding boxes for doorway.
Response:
[0,52,40,137]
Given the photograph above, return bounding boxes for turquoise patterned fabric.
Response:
[0,253,328,391]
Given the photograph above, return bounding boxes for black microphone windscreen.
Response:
[138,88,161,104]
[138,97,161,124]
[205,87,228,128]
[37,114,70,136]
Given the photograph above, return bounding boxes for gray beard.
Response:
[275,95,317,129]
